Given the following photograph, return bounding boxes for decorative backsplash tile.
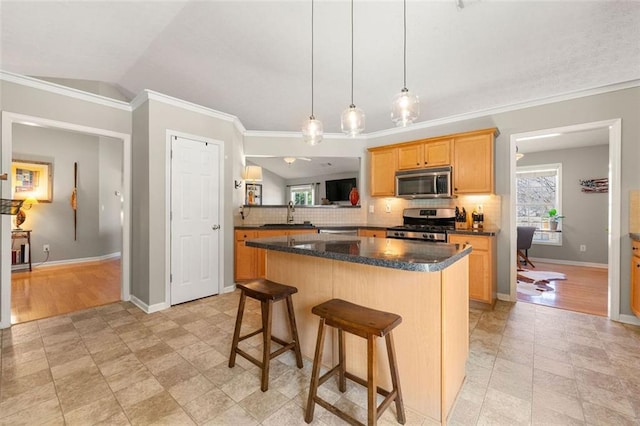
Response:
[235,194,502,230]
[630,190,640,233]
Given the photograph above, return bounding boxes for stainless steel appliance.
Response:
[395,166,453,199]
[386,207,456,242]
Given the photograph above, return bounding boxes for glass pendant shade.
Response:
[302,115,323,145]
[391,87,420,127]
[341,104,365,136]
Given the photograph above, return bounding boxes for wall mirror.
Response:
[244,156,360,207]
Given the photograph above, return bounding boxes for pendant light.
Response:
[302,0,323,145]
[341,0,365,136]
[391,0,420,127]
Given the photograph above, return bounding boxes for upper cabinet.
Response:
[397,139,451,170]
[368,128,497,197]
[452,130,495,195]
[369,147,397,197]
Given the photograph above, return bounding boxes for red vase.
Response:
[349,187,359,206]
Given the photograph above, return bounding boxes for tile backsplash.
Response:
[236,194,502,230]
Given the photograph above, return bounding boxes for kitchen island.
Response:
[245,234,471,424]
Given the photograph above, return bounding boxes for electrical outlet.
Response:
[385,201,392,213]
[580,244,586,252]
[43,244,50,252]
[369,205,374,214]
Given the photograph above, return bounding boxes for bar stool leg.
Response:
[305,318,326,424]
[229,291,246,368]
[367,334,377,426]
[338,329,346,392]
[386,332,406,424]
[261,300,273,391]
[285,295,304,368]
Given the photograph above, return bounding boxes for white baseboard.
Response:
[34,252,121,269]
[130,295,170,314]
[221,285,236,294]
[618,314,640,326]
[529,257,608,269]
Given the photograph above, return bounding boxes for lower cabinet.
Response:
[631,240,640,317]
[234,229,318,281]
[448,234,496,306]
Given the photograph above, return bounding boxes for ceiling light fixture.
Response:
[341,0,365,137]
[516,146,524,161]
[283,157,296,165]
[391,0,420,127]
[302,0,323,145]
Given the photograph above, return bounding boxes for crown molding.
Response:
[366,79,640,140]
[243,129,367,140]
[131,89,246,134]
[0,70,132,111]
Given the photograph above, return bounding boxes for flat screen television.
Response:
[325,178,356,202]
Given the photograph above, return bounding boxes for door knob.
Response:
[212,225,220,230]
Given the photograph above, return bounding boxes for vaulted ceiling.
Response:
[2,1,639,134]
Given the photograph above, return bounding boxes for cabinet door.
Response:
[370,148,397,197]
[453,133,494,194]
[256,230,290,278]
[632,255,640,317]
[397,144,423,170]
[235,239,258,281]
[424,140,451,167]
[448,234,491,303]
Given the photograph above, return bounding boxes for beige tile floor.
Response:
[1,291,639,425]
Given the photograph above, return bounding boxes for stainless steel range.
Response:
[386,207,456,242]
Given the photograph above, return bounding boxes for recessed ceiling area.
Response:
[517,127,610,154]
[247,156,359,180]
[2,1,639,134]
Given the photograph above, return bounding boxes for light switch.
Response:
[369,205,374,213]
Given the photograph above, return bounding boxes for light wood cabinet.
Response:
[358,228,385,238]
[631,240,640,317]
[397,139,451,170]
[369,147,397,197]
[452,130,495,194]
[235,228,318,281]
[448,234,496,306]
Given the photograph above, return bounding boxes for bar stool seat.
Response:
[305,298,406,426]
[229,279,303,391]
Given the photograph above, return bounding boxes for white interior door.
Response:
[171,136,221,304]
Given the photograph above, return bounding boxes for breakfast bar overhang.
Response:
[245,234,471,424]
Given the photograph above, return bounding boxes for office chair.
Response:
[517,226,537,269]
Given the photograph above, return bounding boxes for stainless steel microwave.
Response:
[395,166,453,199]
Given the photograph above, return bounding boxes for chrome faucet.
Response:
[287,201,295,224]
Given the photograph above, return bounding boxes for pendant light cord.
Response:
[311,0,315,117]
[350,0,354,106]
[403,0,407,89]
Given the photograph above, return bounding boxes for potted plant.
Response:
[547,208,565,231]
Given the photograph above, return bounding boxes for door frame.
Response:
[1,111,132,328]
[508,118,622,320]
[165,130,225,306]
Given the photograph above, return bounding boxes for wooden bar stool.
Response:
[305,298,406,426]
[228,278,304,391]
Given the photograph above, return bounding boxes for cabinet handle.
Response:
[634,247,638,250]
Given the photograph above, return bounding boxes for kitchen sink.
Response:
[261,223,315,228]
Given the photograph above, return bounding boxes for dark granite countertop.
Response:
[448,228,500,237]
[630,233,640,241]
[245,233,471,272]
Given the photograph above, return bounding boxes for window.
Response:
[290,184,315,205]
[516,163,562,245]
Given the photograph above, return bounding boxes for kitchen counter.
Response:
[245,233,471,272]
[249,233,470,422]
[630,233,640,241]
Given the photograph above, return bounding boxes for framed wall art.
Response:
[11,159,53,202]
[245,183,262,206]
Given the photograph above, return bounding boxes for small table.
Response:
[11,229,32,271]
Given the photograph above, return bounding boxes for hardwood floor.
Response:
[517,261,608,316]
[11,258,121,324]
